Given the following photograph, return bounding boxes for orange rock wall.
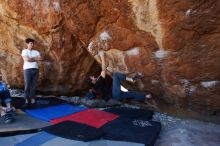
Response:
[0,0,100,95]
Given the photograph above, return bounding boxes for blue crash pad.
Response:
[25,104,87,121]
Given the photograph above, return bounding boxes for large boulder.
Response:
[0,0,219,120]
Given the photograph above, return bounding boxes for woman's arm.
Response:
[98,51,106,78]
[32,56,42,61]
[22,56,34,62]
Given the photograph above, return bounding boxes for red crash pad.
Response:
[50,109,119,128]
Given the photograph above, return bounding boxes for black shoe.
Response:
[3,114,14,124]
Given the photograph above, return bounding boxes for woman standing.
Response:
[21,38,42,107]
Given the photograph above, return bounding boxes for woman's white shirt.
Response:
[22,49,40,70]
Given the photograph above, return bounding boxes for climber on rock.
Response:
[86,50,152,102]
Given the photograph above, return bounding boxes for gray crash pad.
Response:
[0,110,50,132]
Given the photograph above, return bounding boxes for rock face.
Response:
[0,0,100,95]
[0,0,219,119]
